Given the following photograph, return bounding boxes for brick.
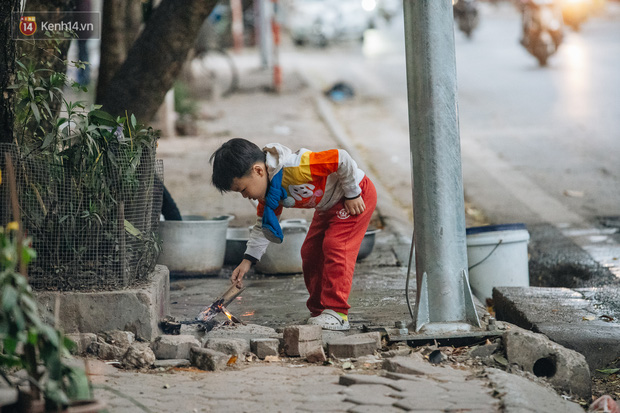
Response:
[122,342,155,369]
[153,359,191,368]
[65,333,97,355]
[190,347,230,371]
[250,338,280,359]
[283,325,323,356]
[503,327,591,398]
[382,354,437,376]
[327,332,381,359]
[152,334,200,360]
[305,346,327,363]
[203,337,250,358]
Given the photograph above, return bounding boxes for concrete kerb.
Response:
[36,265,170,341]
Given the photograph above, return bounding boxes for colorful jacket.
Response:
[245,143,365,261]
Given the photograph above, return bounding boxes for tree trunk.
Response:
[0,0,19,144]
[97,0,218,123]
[95,0,142,101]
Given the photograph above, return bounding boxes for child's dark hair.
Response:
[210,138,266,192]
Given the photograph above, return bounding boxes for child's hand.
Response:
[231,259,252,287]
[344,196,366,215]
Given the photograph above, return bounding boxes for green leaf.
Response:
[30,102,41,123]
[89,109,117,126]
[131,113,137,129]
[45,378,70,406]
[42,132,55,149]
[124,220,143,239]
[66,365,92,400]
[596,368,620,375]
[3,336,18,354]
[1,285,18,311]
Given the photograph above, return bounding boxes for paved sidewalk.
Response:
[89,49,589,412]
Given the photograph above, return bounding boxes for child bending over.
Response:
[210,138,377,331]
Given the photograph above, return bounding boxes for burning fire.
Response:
[241,311,255,317]
[220,305,234,321]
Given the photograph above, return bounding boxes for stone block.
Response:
[100,330,135,351]
[382,354,429,376]
[503,327,591,399]
[91,340,127,360]
[327,332,381,359]
[65,333,97,355]
[154,359,191,368]
[35,265,169,341]
[203,337,250,358]
[152,334,200,360]
[123,342,155,369]
[283,325,323,357]
[250,338,280,359]
[190,347,230,371]
[305,346,326,363]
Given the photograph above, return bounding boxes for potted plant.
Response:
[0,217,102,411]
[5,43,162,292]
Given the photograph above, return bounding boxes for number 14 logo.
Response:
[19,16,37,36]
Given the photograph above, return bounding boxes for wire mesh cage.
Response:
[0,143,163,291]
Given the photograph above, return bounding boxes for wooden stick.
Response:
[217,283,245,308]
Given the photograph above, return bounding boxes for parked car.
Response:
[285,0,380,47]
[286,0,341,47]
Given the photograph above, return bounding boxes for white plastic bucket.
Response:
[466,223,530,302]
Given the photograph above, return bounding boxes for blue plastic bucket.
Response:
[466,223,530,302]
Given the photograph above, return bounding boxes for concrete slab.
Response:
[485,368,584,413]
[494,286,620,370]
[36,265,169,341]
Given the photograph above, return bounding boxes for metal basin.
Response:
[255,219,308,275]
[357,229,381,261]
[224,223,381,269]
[225,227,251,265]
[157,215,231,277]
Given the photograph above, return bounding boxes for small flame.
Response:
[241,311,255,317]
[221,305,234,321]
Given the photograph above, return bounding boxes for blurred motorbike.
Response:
[520,0,564,66]
[453,0,480,38]
[560,0,592,31]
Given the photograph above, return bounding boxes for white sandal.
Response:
[307,309,350,331]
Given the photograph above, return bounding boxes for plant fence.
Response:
[0,143,163,291]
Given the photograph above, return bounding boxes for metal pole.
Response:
[271,0,282,93]
[403,0,480,333]
[257,0,272,69]
[230,0,244,53]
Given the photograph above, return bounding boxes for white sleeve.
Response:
[244,217,271,261]
[337,149,362,199]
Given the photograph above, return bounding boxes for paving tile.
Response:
[347,405,409,413]
[393,396,454,411]
[339,373,398,387]
[342,384,401,406]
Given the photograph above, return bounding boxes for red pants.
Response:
[301,176,377,316]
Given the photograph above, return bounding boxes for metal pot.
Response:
[255,219,308,275]
[225,227,251,265]
[357,229,381,261]
[157,215,231,277]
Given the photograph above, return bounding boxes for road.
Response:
[282,1,620,286]
[284,1,620,227]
